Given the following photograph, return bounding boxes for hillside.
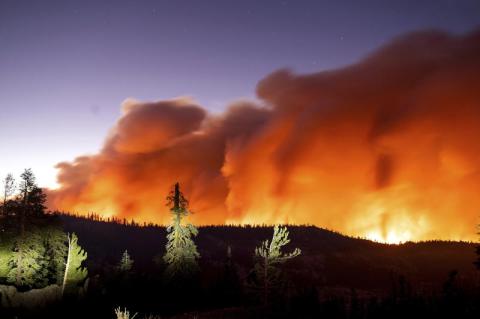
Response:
[60,214,478,293]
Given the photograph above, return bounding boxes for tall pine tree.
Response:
[2,170,68,289]
[163,183,199,280]
[252,225,301,306]
[8,169,49,288]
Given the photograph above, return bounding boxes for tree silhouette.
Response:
[19,169,46,218]
[163,182,199,280]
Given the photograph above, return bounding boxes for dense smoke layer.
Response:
[48,29,480,242]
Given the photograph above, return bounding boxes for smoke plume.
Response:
[48,29,480,242]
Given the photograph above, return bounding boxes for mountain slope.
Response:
[59,214,478,292]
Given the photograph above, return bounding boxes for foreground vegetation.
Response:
[1,170,480,318]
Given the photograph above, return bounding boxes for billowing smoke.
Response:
[48,29,480,242]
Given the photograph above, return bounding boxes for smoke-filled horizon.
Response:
[2,0,480,189]
[48,29,480,243]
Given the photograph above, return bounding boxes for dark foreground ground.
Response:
[1,214,479,318]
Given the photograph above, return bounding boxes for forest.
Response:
[1,169,480,319]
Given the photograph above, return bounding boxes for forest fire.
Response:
[47,29,480,243]
[5,2,480,318]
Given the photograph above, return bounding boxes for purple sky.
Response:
[1,0,479,188]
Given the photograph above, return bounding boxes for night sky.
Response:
[1,0,480,188]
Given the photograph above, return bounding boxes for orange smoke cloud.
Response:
[48,29,480,243]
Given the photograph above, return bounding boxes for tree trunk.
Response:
[174,182,180,210]
[61,234,72,297]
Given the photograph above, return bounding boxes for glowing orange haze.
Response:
[47,29,480,244]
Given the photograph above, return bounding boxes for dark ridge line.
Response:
[52,211,476,246]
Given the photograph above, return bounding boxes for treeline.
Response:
[56,211,320,231]
[55,212,160,228]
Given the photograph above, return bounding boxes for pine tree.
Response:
[19,169,36,208]
[7,229,49,288]
[18,168,46,217]
[253,225,301,306]
[10,169,47,286]
[62,233,88,296]
[118,249,134,272]
[163,183,199,280]
[43,226,68,285]
[27,186,47,217]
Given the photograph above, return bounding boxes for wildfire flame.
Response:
[47,29,480,243]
